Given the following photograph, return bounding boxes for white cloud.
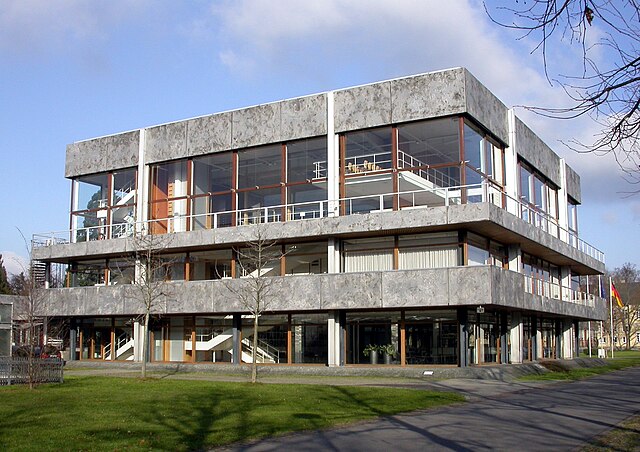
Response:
[0,251,29,277]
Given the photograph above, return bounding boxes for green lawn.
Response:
[0,376,462,451]
[521,350,640,381]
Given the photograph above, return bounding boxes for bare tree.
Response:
[12,230,49,389]
[127,232,175,378]
[612,262,640,349]
[223,229,285,383]
[486,1,640,184]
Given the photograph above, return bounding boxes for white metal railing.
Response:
[32,181,605,263]
[523,275,598,307]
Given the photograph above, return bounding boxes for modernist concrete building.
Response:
[32,67,606,367]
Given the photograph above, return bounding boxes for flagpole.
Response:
[598,275,604,358]
[609,276,615,359]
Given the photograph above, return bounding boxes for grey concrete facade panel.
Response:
[40,267,604,321]
[390,69,466,125]
[463,70,509,144]
[280,94,327,140]
[334,82,392,133]
[185,113,233,158]
[448,266,492,306]
[145,122,187,164]
[565,163,582,204]
[65,131,140,178]
[514,116,562,186]
[232,103,281,149]
[381,269,448,308]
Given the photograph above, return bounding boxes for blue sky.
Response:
[0,0,636,274]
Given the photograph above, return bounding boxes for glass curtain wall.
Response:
[342,118,505,214]
[291,313,328,364]
[404,310,457,365]
[346,311,401,364]
[519,161,559,234]
[398,233,459,269]
[71,169,137,241]
[148,137,328,234]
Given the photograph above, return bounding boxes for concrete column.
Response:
[136,128,148,229]
[327,238,341,274]
[555,319,564,359]
[500,311,509,364]
[232,314,241,365]
[562,319,574,359]
[44,263,51,289]
[532,315,540,360]
[510,311,523,364]
[68,322,77,361]
[505,110,520,214]
[339,311,346,366]
[326,92,340,218]
[327,310,342,367]
[574,320,581,357]
[133,320,143,362]
[457,308,468,368]
[507,244,521,272]
[558,158,569,240]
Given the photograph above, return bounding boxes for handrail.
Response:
[32,181,605,263]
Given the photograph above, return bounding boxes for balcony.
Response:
[33,181,605,265]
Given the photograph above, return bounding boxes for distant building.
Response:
[0,296,13,356]
[32,67,606,366]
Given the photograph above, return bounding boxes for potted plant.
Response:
[382,343,396,364]
[363,344,380,364]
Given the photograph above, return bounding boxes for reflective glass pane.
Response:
[151,161,188,201]
[112,169,136,206]
[76,174,109,211]
[287,137,327,182]
[193,153,233,194]
[237,144,281,189]
[397,118,460,167]
[345,127,392,173]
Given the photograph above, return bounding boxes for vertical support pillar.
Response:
[133,320,142,362]
[500,311,508,364]
[44,263,51,289]
[68,321,77,361]
[574,320,581,357]
[328,310,342,367]
[232,314,241,365]
[562,319,574,359]
[458,308,468,368]
[339,311,346,366]
[326,91,340,218]
[510,311,523,364]
[555,319,563,359]
[531,315,539,360]
[327,239,340,274]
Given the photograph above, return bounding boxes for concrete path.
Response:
[222,367,640,451]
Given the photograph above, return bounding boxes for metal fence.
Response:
[0,357,64,385]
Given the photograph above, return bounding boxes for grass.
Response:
[582,414,640,451]
[0,376,463,451]
[520,350,640,381]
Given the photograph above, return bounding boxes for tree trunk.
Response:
[251,314,259,383]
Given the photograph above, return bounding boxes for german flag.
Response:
[611,281,624,308]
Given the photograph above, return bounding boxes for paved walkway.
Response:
[220,367,640,451]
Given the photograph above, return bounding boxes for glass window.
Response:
[343,237,394,272]
[397,118,460,167]
[193,153,233,194]
[467,233,489,266]
[398,233,459,269]
[291,313,328,364]
[345,127,393,173]
[151,161,188,201]
[190,249,233,280]
[108,260,135,285]
[285,243,327,275]
[287,137,327,182]
[237,144,281,189]
[76,174,109,211]
[464,124,484,172]
[520,165,532,203]
[112,169,136,207]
